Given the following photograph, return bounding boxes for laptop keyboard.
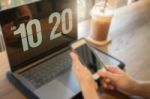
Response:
[21,50,72,88]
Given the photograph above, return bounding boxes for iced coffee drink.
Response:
[89,2,114,45]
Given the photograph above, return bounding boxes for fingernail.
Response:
[97,70,103,73]
[110,86,114,90]
[106,78,111,83]
[103,84,107,88]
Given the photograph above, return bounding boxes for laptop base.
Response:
[7,71,39,99]
[7,49,125,99]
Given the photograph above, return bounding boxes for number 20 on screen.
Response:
[13,8,73,51]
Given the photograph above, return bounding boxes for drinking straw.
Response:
[103,0,108,13]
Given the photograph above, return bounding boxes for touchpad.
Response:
[57,69,80,94]
[34,79,75,99]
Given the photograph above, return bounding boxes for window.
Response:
[0,0,39,10]
[77,0,94,21]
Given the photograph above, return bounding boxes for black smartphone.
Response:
[71,38,107,79]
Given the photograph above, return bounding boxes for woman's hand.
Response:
[70,52,99,99]
[98,66,138,96]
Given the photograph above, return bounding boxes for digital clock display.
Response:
[0,0,77,71]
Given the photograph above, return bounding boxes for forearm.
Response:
[133,81,150,98]
[81,84,99,99]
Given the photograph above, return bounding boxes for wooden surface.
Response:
[0,0,150,98]
[0,52,26,99]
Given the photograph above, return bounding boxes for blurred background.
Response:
[0,0,137,52]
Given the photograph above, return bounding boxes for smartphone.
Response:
[70,38,107,80]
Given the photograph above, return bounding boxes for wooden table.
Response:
[0,52,26,99]
[0,0,150,98]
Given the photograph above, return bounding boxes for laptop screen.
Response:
[0,0,77,71]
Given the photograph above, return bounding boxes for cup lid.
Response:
[90,2,114,17]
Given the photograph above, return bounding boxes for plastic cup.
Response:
[89,2,114,45]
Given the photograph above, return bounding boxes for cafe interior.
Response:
[0,0,150,99]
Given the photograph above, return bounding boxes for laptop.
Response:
[0,0,125,99]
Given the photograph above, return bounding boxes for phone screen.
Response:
[75,44,106,74]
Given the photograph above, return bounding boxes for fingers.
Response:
[98,70,116,89]
[97,70,115,80]
[70,52,97,90]
[70,52,85,75]
[101,78,115,90]
[105,78,111,83]
[107,84,115,90]
[107,66,123,74]
[70,52,82,69]
[70,52,79,63]
[70,52,82,65]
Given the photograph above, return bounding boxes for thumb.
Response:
[97,70,115,81]
[107,66,123,74]
[70,52,83,66]
[70,52,79,62]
